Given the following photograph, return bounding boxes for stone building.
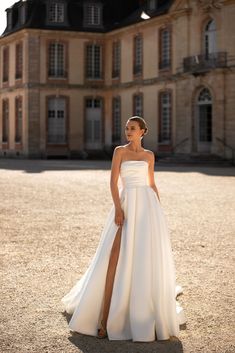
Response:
[0,0,234,160]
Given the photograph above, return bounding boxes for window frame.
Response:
[112,41,121,80]
[83,2,103,28]
[47,1,67,25]
[2,46,9,85]
[133,34,143,77]
[6,9,13,30]
[15,41,23,81]
[15,96,23,145]
[158,90,172,145]
[203,19,217,58]
[2,98,9,146]
[46,95,69,146]
[148,0,157,11]
[112,96,122,144]
[85,43,103,81]
[83,96,105,147]
[47,40,68,81]
[159,26,172,71]
[18,3,27,25]
[133,93,144,117]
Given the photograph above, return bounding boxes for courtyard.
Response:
[0,159,234,353]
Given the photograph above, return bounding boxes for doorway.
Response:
[85,98,103,149]
[195,88,212,153]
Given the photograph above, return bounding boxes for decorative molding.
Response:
[198,0,223,10]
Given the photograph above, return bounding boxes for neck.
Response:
[128,141,142,152]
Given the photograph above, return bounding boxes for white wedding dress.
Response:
[61,160,186,341]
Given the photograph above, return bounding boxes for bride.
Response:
[61,116,186,341]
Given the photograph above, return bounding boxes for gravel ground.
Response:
[0,159,234,353]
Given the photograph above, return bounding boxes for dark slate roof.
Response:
[1,0,173,37]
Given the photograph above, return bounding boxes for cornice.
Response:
[0,67,232,94]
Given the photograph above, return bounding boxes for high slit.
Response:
[61,160,186,341]
[98,225,123,328]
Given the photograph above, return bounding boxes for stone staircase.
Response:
[156,153,234,166]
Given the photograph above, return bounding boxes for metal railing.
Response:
[216,137,235,165]
[183,52,227,73]
[172,137,189,153]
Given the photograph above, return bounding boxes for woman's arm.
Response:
[110,147,125,226]
[148,152,161,203]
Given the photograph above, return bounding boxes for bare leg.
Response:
[101,226,122,329]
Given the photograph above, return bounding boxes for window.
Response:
[2,47,9,83]
[84,3,102,26]
[198,88,212,104]
[159,28,171,70]
[133,34,143,76]
[204,19,216,58]
[159,91,172,143]
[198,88,212,142]
[47,97,67,144]
[2,99,9,143]
[6,10,12,30]
[48,42,66,78]
[19,4,27,24]
[133,94,143,117]
[15,97,23,143]
[48,2,65,23]
[86,44,102,79]
[112,97,121,143]
[85,98,102,148]
[15,42,23,79]
[112,41,121,79]
[148,0,157,10]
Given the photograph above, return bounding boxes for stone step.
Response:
[157,154,234,166]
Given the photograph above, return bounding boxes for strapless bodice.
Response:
[120,160,149,188]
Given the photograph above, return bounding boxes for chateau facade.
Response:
[0,0,235,159]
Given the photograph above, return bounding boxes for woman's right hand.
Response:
[115,207,125,227]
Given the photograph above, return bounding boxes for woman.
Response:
[61,116,186,342]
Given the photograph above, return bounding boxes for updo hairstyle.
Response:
[127,116,148,137]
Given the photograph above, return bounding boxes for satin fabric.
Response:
[61,160,186,341]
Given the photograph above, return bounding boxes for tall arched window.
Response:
[204,19,217,58]
[197,88,212,143]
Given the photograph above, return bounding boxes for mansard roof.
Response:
[2,0,173,37]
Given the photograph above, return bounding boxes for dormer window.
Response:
[148,0,157,11]
[6,9,13,30]
[19,3,27,25]
[84,3,103,27]
[48,1,65,23]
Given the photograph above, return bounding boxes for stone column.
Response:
[27,34,41,158]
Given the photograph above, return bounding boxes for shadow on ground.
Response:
[0,159,234,176]
[62,311,185,353]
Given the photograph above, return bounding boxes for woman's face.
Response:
[125,120,144,141]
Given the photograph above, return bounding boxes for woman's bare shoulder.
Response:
[143,149,156,162]
[143,148,154,155]
[114,144,128,150]
[113,145,128,155]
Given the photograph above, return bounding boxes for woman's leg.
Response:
[101,225,122,328]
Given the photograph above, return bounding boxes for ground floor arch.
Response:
[192,87,213,153]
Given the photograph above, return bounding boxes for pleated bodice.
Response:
[120,160,149,188]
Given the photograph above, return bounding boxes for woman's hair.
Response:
[127,116,148,137]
